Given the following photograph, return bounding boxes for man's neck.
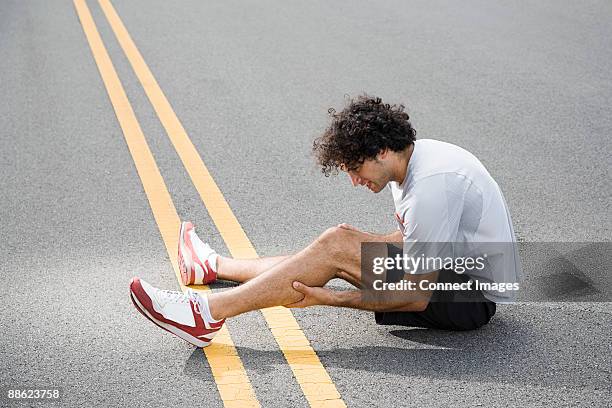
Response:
[394,144,414,184]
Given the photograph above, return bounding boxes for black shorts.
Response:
[374,249,497,331]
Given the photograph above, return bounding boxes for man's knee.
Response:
[315,226,360,266]
[317,226,350,252]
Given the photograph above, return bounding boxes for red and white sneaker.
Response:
[178,221,219,286]
[129,277,225,348]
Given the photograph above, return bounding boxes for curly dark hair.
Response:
[313,95,416,176]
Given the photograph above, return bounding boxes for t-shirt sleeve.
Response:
[398,174,467,274]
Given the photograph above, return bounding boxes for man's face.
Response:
[344,156,391,193]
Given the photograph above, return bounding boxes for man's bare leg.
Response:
[217,255,362,288]
[216,255,289,283]
[208,226,371,320]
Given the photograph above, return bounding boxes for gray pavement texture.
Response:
[1,0,611,407]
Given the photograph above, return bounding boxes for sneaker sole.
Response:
[178,221,194,285]
[130,288,214,348]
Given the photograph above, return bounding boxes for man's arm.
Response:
[288,269,438,312]
[380,230,403,243]
[331,288,429,312]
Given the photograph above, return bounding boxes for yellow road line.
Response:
[98,0,255,260]
[97,1,346,406]
[73,1,259,407]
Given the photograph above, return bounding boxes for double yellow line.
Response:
[74,1,346,407]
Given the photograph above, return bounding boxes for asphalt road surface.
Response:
[1,0,610,407]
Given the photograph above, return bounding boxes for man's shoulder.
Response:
[415,138,465,152]
[410,139,490,186]
[414,139,480,166]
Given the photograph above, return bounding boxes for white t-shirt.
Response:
[389,139,521,303]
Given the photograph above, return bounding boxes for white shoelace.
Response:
[157,289,189,303]
[155,288,212,321]
[156,289,202,315]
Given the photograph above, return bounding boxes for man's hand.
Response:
[286,280,431,312]
[285,281,337,308]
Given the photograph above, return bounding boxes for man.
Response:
[129,95,520,347]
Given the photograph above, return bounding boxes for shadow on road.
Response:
[183,310,609,392]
